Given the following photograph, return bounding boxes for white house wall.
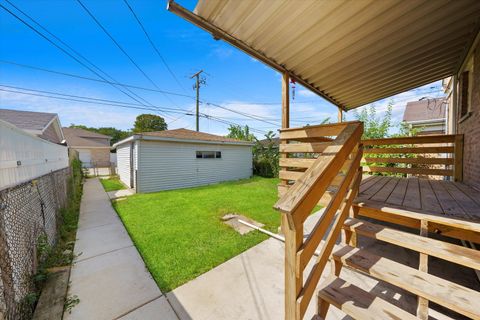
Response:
[116,143,131,188]
[137,140,252,193]
[0,119,68,190]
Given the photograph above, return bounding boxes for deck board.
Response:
[371,177,398,202]
[357,176,480,222]
[402,178,421,209]
[385,178,408,206]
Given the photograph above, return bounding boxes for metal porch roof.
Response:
[169,0,480,110]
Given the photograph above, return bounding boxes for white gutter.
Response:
[112,134,254,149]
[404,118,446,125]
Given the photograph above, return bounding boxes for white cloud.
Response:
[297,89,316,97]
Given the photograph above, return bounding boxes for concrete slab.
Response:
[165,210,428,320]
[107,188,135,200]
[65,178,176,320]
[74,221,133,261]
[118,296,179,320]
[66,246,162,320]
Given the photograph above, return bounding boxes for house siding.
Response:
[136,140,252,193]
[117,143,131,188]
[456,40,480,190]
[39,122,62,144]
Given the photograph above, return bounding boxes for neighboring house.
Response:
[402,98,446,135]
[62,128,111,168]
[259,137,279,149]
[113,128,253,193]
[0,108,64,144]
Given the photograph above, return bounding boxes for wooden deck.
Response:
[357,176,480,222]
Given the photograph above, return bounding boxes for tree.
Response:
[133,114,167,133]
[226,125,255,141]
[253,131,279,177]
[353,102,393,139]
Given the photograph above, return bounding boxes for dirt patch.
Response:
[221,214,264,235]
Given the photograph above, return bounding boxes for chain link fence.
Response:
[0,167,72,320]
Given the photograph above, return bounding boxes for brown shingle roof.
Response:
[62,127,111,139]
[63,127,111,147]
[0,108,57,131]
[402,98,446,122]
[139,128,248,144]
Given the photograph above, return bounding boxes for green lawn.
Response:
[100,177,127,192]
[113,176,281,292]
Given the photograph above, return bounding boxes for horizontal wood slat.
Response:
[362,134,457,146]
[364,166,453,176]
[279,158,316,168]
[280,142,331,153]
[364,157,453,165]
[365,146,454,154]
[279,170,304,181]
[279,122,357,140]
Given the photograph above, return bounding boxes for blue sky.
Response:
[0,0,445,137]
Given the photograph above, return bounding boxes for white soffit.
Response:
[170,0,480,110]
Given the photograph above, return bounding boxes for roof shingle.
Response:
[0,108,57,131]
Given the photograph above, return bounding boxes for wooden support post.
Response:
[454,134,463,182]
[283,214,302,320]
[279,73,290,189]
[282,73,290,129]
[337,107,343,123]
[417,219,429,320]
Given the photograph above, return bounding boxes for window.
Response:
[459,71,469,117]
[458,57,473,119]
[196,151,221,159]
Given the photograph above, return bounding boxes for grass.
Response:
[113,176,282,292]
[100,176,126,192]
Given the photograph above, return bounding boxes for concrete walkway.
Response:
[64,178,178,320]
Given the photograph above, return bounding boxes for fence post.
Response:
[283,214,302,320]
[454,134,463,182]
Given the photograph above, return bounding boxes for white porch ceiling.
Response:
[170,0,480,110]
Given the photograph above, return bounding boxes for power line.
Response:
[1,0,171,119]
[0,86,268,134]
[75,0,181,111]
[122,0,187,93]
[0,60,195,99]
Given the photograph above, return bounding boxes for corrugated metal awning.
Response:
[168,0,480,110]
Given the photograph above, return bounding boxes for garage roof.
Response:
[168,0,480,110]
[113,128,254,148]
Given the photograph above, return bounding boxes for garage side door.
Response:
[78,150,92,168]
[117,143,131,187]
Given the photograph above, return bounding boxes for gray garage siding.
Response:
[136,140,252,193]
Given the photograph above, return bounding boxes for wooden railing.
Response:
[274,121,364,320]
[362,134,463,181]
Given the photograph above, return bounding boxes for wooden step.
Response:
[343,218,480,270]
[332,245,480,319]
[317,276,417,320]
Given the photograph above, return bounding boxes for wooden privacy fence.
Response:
[362,134,463,181]
[274,121,363,320]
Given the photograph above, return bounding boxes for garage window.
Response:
[196,151,221,159]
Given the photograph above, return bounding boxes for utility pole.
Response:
[190,70,205,131]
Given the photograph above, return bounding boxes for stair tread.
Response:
[343,217,480,270]
[333,245,480,319]
[318,276,417,320]
[353,199,480,232]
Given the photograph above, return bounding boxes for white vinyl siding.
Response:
[136,140,252,193]
[0,119,68,190]
[116,143,131,188]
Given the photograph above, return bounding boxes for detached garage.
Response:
[113,129,254,193]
